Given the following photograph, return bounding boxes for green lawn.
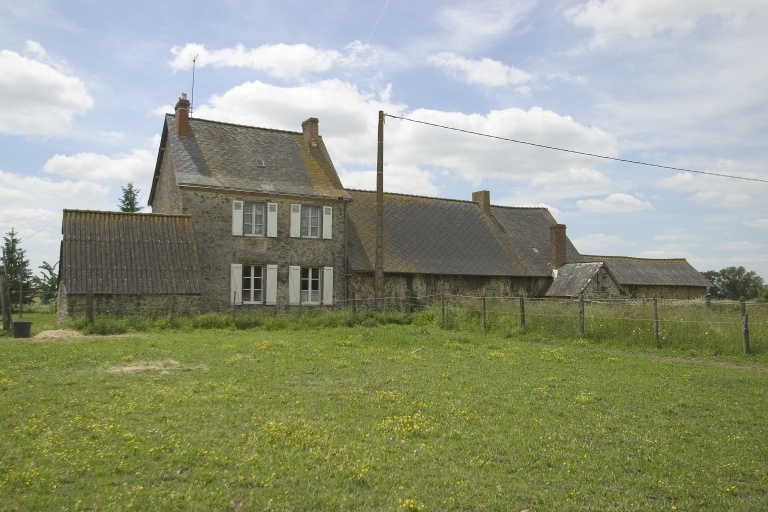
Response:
[1,321,767,510]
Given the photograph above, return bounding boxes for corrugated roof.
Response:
[582,255,711,287]
[60,210,201,295]
[545,262,604,297]
[158,115,350,201]
[346,190,580,277]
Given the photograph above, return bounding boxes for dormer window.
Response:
[255,157,265,167]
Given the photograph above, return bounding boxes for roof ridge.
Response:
[583,254,689,263]
[166,113,303,136]
[346,188,549,210]
[63,209,192,219]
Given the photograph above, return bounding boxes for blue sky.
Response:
[1,0,767,280]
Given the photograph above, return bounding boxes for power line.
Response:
[385,113,768,184]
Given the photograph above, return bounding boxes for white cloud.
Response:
[42,149,155,185]
[191,79,618,198]
[339,165,439,196]
[434,0,536,51]
[566,0,758,41]
[576,193,653,213]
[745,219,768,229]
[571,233,636,253]
[0,42,93,136]
[428,52,532,88]
[169,41,374,79]
[658,166,765,209]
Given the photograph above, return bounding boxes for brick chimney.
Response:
[549,224,567,269]
[472,190,491,214]
[302,117,319,148]
[175,93,191,138]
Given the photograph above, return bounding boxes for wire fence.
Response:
[70,293,766,356]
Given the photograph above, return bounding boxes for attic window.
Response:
[255,157,266,167]
[532,248,539,253]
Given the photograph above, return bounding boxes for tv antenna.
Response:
[191,54,199,115]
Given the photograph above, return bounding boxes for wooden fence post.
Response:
[653,298,661,349]
[86,292,94,325]
[167,295,177,324]
[481,295,487,333]
[741,297,750,354]
[440,294,445,329]
[578,293,585,339]
[519,296,526,332]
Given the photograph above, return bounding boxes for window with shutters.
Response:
[288,266,333,305]
[232,201,277,237]
[231,263,277,305]
[290,204,333,239]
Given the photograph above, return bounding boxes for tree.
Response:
[1,228,34,310]
[703,266,765,301]
[119,182,143,212]
[31,261,59,305]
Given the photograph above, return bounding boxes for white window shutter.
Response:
[290,204,301,238]
[322,266,333,305]
[267,203,278,238]
[265,264,277,305]
[322,206,333,239]
[232,201,244,236]
[288,265,301,304]
[230,263,243,305]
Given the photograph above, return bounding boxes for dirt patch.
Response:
[107,359,207,375]
[33,329,84,339]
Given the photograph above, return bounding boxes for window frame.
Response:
[243,201,266,237]
[241,264,264,303]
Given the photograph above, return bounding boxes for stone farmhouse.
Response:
[56,94,711,320]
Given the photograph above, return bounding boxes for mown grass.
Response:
[1,318,767,510]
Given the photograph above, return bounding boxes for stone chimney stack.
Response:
[175,93,191,138]
[472,190,491,214]
[549,224,567,269]
[302,117,319,148]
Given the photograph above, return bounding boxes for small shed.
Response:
[57,210,202,323]
[581,255,711,299]
[545,262,623,298]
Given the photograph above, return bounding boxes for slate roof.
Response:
[545,262,610,297]
[60,210,201,295]
[582,255,711,287]
[346,190,579,277]
[149,115,350,203]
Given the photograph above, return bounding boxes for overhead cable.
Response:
[385,113,767,184]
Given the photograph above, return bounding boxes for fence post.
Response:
[440,294,445,329]
[86,292,94,325]
[578,293,585,339]
[653,298,661,349]
[519,295,526,332]
[481,295,487,333]
[0,275,10,331]
[167,295,177,324]
[741,297,750,354]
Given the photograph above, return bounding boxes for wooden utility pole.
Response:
[375,110,385,312]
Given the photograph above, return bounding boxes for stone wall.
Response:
[57,291,201,323]
[178,187,348,311]
[149,148,184,214]
[623,284,707,300]
[583,267,624,298]
[348,272,550,307]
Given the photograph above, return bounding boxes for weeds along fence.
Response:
[407,294,765,355]
[74,293,766,356]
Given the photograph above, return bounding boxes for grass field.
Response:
[1,314,767,510]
